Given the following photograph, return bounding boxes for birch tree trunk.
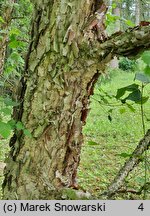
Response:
[135,0,142,25]
[2,0,150,199]
[112,1,121,31]
[109,0,121,68]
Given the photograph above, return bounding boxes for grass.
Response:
[78,69,150,199]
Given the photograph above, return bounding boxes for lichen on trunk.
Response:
[2,0,104,199]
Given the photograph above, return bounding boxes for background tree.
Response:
[109,0,121,68]
[0,0,15,75]
[135,0,142,25]
[2,0,150,199]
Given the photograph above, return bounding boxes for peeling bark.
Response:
[3,0,105,200]
[99,25,150,57]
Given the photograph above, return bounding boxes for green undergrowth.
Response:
[0,139,9,199]
[78,70,150,199]
[0,106,12,199]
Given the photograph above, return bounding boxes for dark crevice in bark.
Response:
[2,76,27,193]
[33,9,43,49]
[25,8,50,72]
[63,118,81,188]
[114,46,147,57]
[9,76,27,156]
[94,0,105,12]
[81,70,100,125]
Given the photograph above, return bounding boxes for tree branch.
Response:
[102,129,150,198]
[116,182,150,196]
[100,26,150,58]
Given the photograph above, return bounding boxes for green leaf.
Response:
[9,40,19,49]
[106,14,119,23]
[8,119,16,128]
[118,152,131,158]
[125,90,141,102]
[125,20,135,27]
[0,35,3,41]
[136,96,149,105]
[141,51,150,65]
[4,66,14,75]
[112,3,117,9]
[0,108,12,115]
[135,73,150,83]
[144,65,150,76]
[16,121,24,130]
[0,121,12,138]
[116,84,139,99]
[126,103,135,112]
[23,129,32,138]
[10,52,24,64]
[4,98,19,107]
[116,88,126,99]
[9,28,21,36]
[88,141,99,146]
[10,52,20,61]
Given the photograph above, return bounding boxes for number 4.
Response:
[138,203,144,211]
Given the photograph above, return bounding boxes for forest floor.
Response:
[78,69,150,199]
[0,69,150,199]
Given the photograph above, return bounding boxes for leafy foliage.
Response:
[0,0,32,140]
[141,51,150,66]
[0,97,32,139]
[0,0,32,96]
[119,57,136,71]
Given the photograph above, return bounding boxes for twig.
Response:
[115,182,150,195]
[101,129,150,198]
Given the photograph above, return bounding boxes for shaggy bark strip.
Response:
[103,129,150,198]
[99,25,150,58]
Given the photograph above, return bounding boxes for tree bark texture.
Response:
[0,0,15,74]
[3,0,107,200]
[100,25,150,58]
[2,0,150,199]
